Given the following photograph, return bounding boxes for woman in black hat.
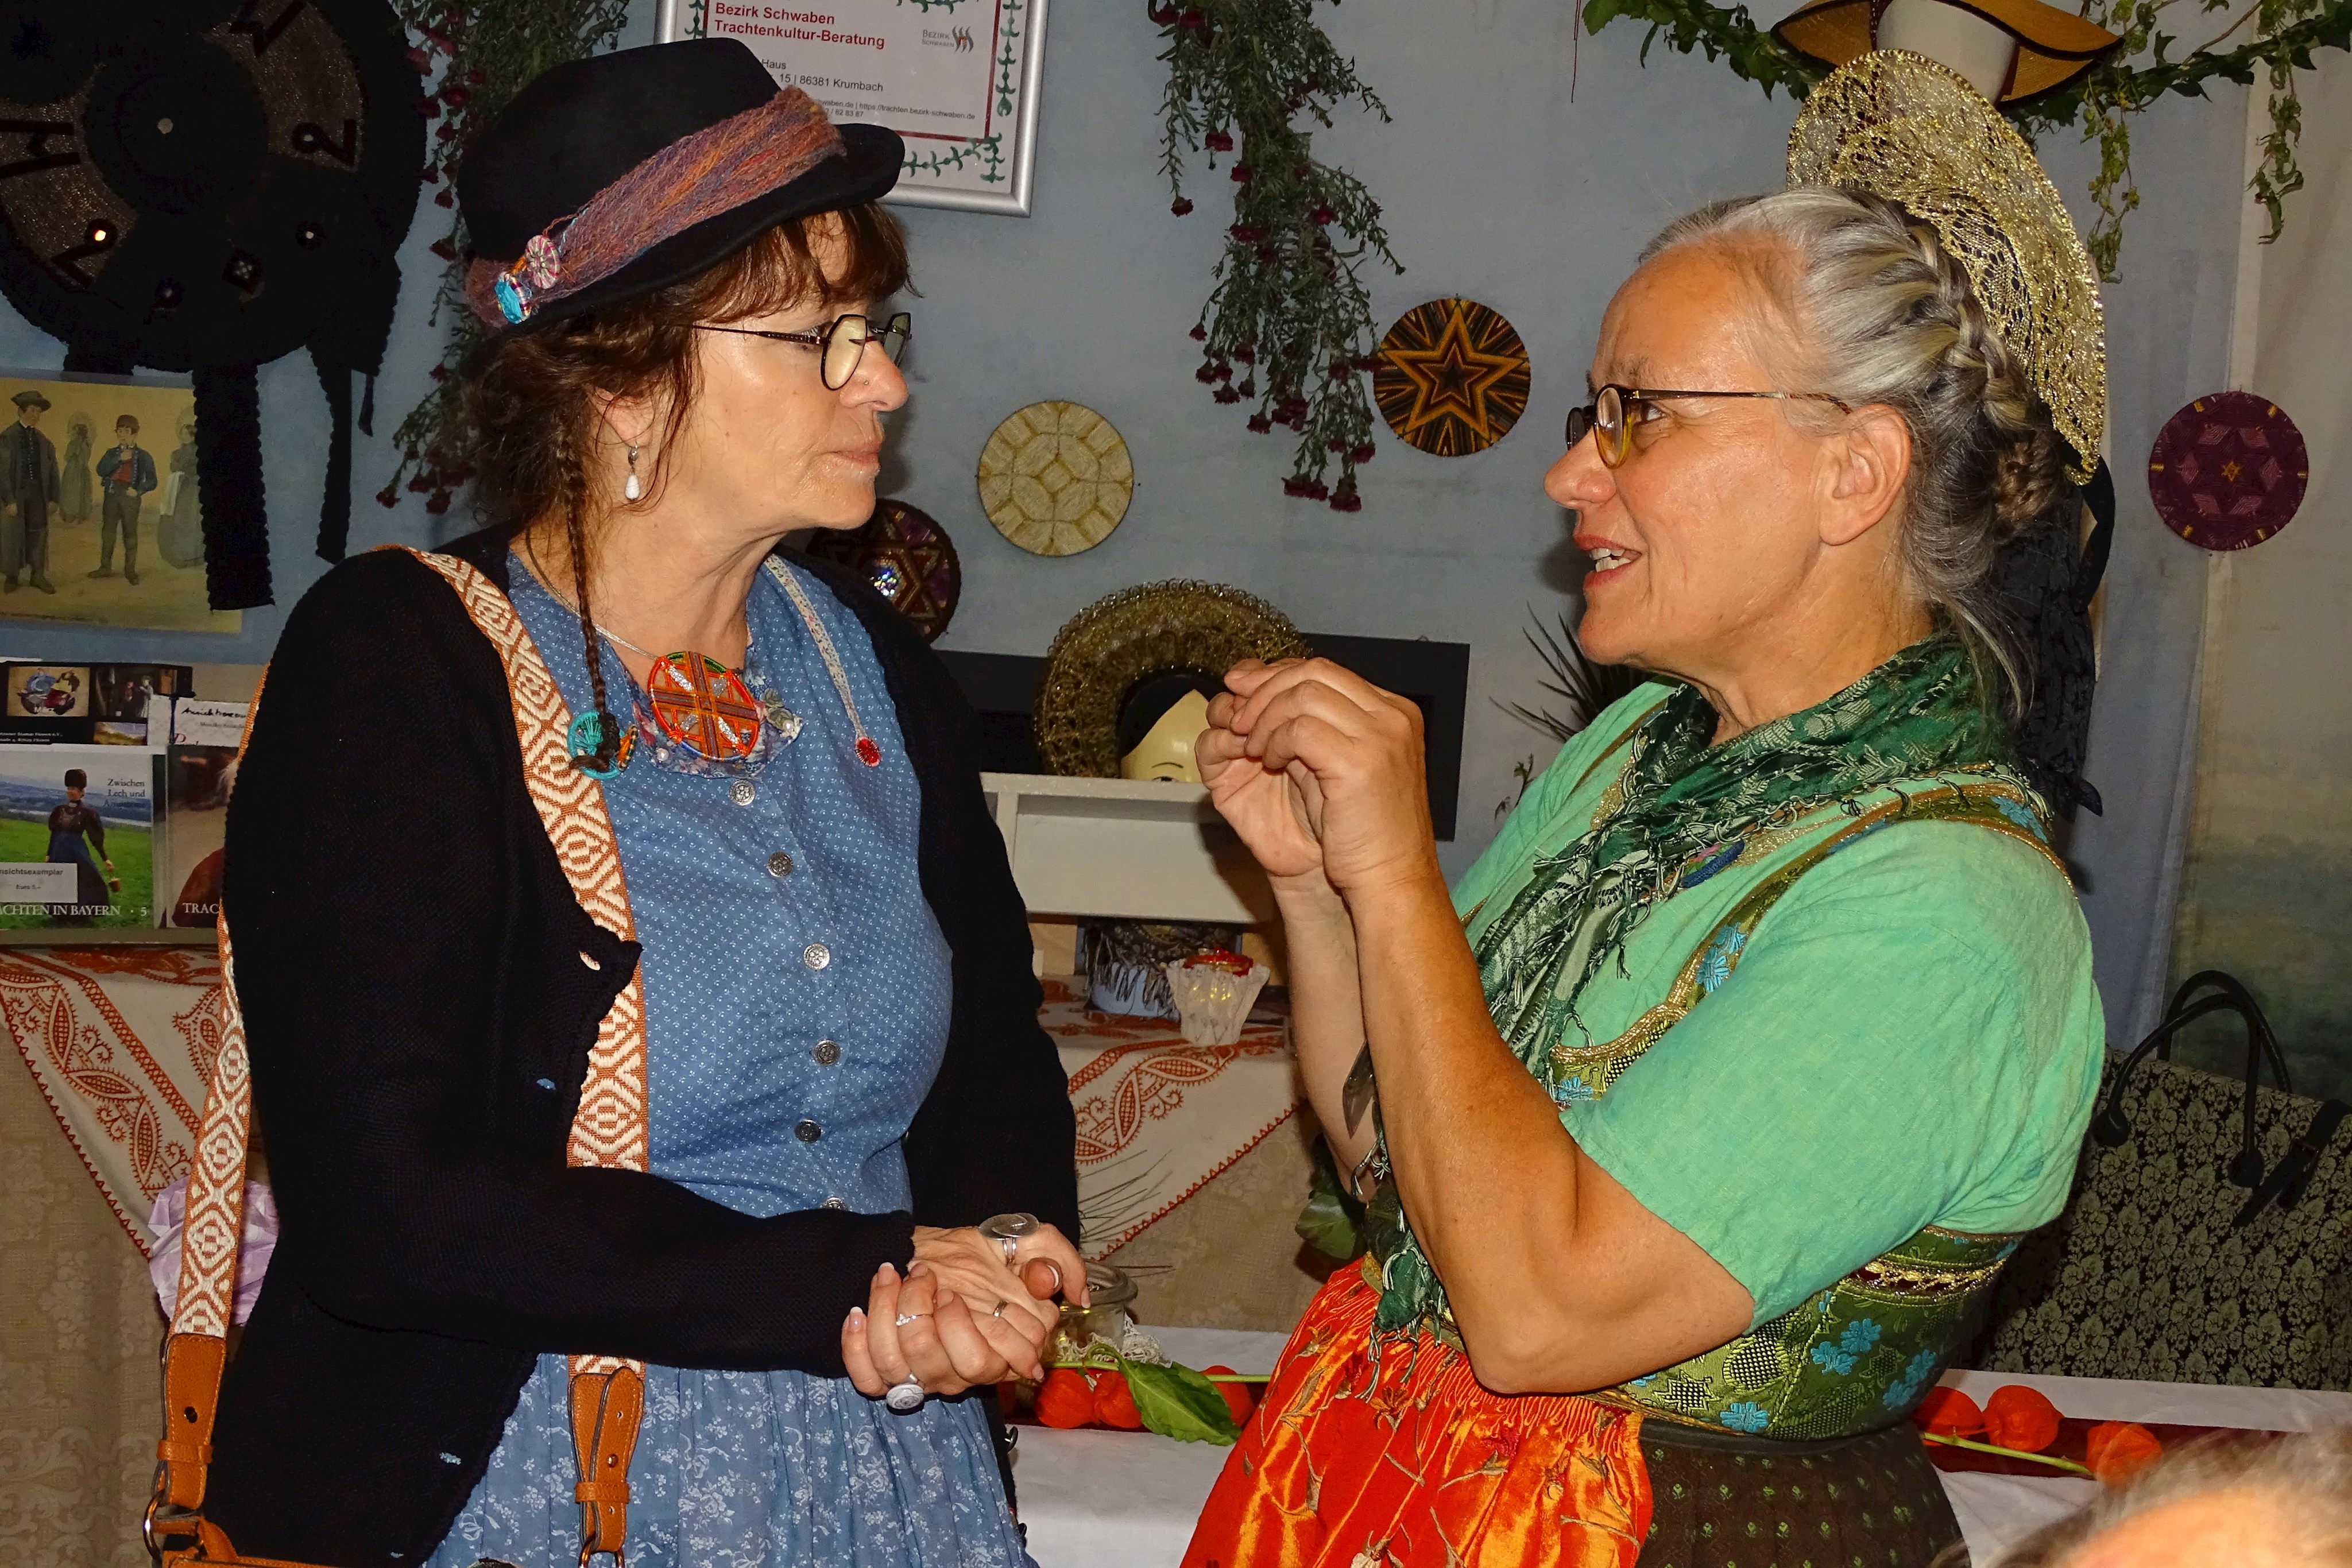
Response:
[209,39,1080,1568]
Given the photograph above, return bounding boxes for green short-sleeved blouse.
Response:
[1454,684,2106,1328]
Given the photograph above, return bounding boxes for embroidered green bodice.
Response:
[1352,625,2105,1443]
[1364,779,2067,1439]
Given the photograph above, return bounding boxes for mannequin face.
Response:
[1119,690,1213,783]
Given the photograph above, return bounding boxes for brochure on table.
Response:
[0,687,247,940]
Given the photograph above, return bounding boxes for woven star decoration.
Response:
[1374,298,1533,458]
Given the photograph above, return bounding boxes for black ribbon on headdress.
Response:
[1991,458,2114,819]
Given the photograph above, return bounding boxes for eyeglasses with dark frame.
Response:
[693,311,912,391]
[1565,383,1853,468]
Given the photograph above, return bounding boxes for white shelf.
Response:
[980,772,1274,926]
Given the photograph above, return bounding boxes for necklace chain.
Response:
[539,556,873,762]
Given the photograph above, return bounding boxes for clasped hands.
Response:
[842,1221,1086,1401]
[1197,657,1439,900]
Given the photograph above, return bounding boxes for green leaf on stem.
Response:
[1124,1358,1244,1444]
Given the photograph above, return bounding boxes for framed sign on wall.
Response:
[657,0,1049,215]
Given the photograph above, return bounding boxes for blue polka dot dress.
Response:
[424,554,1027,1568]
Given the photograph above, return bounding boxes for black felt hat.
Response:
[457,38,902,346]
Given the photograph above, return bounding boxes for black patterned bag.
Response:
[1975,971,2352,1388]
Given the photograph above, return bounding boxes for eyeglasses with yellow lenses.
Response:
[1565,384,1852,467]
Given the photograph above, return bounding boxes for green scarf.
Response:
[1476,632,2013,1059]
[1368,632,2028,1336]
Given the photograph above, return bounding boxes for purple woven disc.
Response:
[2147,391,2309,552]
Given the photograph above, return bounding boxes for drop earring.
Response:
[624,444,641,502]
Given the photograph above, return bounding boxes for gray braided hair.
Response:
[1641,187,2070,710]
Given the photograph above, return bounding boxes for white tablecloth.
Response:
[1016,1333,2352,1567]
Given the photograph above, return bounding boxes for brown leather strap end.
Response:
[157,1332,228,1511]
[568,1365,645,1558]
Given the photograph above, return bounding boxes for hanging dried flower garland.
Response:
[378,0,632,516]
[1151,0,1403,512]
[1577,0,2352,280]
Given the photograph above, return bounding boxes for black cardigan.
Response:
[208,531,1077,1565]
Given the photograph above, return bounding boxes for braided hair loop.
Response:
[1641,188,2072,713]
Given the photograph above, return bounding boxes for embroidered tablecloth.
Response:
[1040,978,1299,1258]
[4,956,1300,1264]
[1,947,222,1255]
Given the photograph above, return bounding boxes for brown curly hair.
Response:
[463,205,910,761]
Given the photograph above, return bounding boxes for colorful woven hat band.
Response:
[463,86,849,329]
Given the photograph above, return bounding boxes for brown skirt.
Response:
[1636,1417,1967,1568]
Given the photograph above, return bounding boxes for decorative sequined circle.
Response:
[803,497,963,640]
[2148,391,2308,551]
[1374,298,1533,458]
[977,400,1135,556]
[645,652,763,760]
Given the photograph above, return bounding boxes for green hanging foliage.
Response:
[1151,0,1403,512]
[1577,0,2352,281]
[378,0,632,517]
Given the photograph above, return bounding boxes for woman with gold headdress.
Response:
[1183,51,2107,1568]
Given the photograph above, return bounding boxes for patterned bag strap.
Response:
[148,548,651,1567]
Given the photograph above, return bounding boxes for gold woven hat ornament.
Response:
[1033,580,1309,777]
[1786,49,2105,481]
[1775,0,2121,104]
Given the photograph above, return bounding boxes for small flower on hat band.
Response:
[491,230,567,325]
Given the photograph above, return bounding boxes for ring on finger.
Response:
[894,1310,930,1327]
[989,1300,1008,1318]
[978,1211,1040,1266]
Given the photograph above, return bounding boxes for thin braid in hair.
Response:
[556,418,617,768]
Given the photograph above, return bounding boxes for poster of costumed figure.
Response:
[0,373,237,633]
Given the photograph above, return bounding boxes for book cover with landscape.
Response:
[0,745,155,928]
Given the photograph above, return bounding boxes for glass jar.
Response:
[1053,1261,1138,1362]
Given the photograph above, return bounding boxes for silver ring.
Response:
[893,1311,929,1327]
[978,1211,1039,1265]
[989,1300,1008,1318]
[885,1375,924,1413]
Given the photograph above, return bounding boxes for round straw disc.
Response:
[977,400,1135,556]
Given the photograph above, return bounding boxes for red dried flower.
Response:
[1212,386,1240,404]
[1171,197,1194,216]
[1310,206,1336,226]
[1204,129,1232,152]
[1231,164,1251,183]
[1247,414,1272,433]
[1188,324,1208,341]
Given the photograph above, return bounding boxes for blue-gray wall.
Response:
[0,1,2250,1042]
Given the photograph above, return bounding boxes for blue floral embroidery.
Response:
[1718,1401,1771,1434]
[1807,1318,1883,1375]
[1695,927,1747,992]
[1553,1074,1597,1104]
[1882,1349,1941,1410]
[1991,795,2046,839]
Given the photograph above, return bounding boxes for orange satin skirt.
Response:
[1183,1265,1651,1568]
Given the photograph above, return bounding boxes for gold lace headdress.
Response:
[1787,49,2105,481]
